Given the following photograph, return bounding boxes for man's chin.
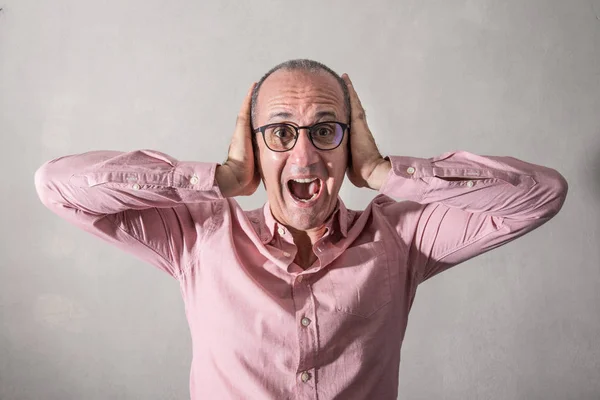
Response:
[273,191,337,230]
[283,206,331,232]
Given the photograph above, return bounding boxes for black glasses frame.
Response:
[253,121,350,152]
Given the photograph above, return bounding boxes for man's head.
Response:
[250,59,351,234]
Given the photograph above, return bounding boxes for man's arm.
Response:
[376,150,568,283]
[34,149,225,279]
[339,74,567,283]
[34,83,258,279]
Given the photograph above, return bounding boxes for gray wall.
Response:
[1,0,598,399]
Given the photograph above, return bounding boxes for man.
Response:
[34,59,568,399]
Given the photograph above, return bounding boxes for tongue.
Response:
[289,180,320,200]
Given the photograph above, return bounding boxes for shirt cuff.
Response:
[174,161,224,199]
[379,155,434,202]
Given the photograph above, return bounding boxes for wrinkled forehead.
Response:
[255,69,346,126]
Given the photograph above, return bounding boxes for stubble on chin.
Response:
[286,201,332,231]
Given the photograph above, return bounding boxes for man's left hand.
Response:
[342,73,391,191]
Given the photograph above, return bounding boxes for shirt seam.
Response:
[178,200,225,280]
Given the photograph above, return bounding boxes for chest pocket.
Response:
[327,241,392,318]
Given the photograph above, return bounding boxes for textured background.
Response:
[1,0,599,399]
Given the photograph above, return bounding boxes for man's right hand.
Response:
[216,82,261,197]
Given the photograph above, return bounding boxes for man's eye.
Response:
[274,129,291,138]
[315,128,333,137]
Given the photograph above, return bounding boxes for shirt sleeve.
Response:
[34,149,225,279]
[378,150,568,284]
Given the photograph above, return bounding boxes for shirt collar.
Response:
[260,196,349,244]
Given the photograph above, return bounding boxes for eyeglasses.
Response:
[253,121,350,152]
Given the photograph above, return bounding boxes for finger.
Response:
[341,74,367,124]
[235,82,257,134]
[228,82,257,162]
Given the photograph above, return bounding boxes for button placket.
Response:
[293,275,318,380]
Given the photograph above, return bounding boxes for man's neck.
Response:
[288,224,327,246]
[289,225,327,270]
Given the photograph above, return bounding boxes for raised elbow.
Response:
[545,168,569,217]
[34,160,63,209]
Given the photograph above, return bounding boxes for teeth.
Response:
[287,177,320,203]
[297,192,318,202]
[291,177,318,183]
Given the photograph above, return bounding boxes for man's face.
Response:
[254,69,348,232]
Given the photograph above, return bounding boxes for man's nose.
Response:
[289,129,319,166]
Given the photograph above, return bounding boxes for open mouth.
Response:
[286,177,322,203]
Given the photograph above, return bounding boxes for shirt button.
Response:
[467,180,474,187]
[407,166,416,175]
[301,317,311,327]
[190,175,199,185]
[132,183,140,190]
[300,371,311,382]
[296,275,303,283]
[278,227,286,236]
[283,252,290,258]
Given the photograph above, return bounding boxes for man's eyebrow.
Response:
[267,110,338,122]
[314,111,337,120]
[267,111,293,122]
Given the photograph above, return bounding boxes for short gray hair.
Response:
[250,59,351,127]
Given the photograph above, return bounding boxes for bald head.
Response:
[250,59,350,128]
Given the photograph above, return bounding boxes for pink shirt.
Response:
[34,149,567,399]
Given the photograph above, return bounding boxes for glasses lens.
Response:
[264,124,297,151]
[310,122,344,149]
